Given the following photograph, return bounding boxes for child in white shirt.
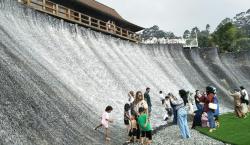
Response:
[94,106,113,141]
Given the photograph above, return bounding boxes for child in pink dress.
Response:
[94,106,113,141]
[201,112,208,127]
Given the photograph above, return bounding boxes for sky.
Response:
[96,0,250,36]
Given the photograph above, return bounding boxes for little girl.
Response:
[94,106,113,141]
[126,115,138,143]
[201,112,208,127]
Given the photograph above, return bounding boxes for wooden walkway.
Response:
[18,0,141,42]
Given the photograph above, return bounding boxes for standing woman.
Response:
[187,91,194,115]
[134,91,149,115]
[194,90,203,111]
[170,91,191,139]
[229,89,245,118]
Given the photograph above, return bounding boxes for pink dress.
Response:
[201,113,208,127]
[101,112,109,128]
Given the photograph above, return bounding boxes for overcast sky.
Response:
[96,0,250,36]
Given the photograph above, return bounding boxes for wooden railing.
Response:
[18,0,141,42]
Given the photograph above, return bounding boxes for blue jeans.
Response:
[207,110,215,128]
[196,103,203,111]
[177,107,191,139]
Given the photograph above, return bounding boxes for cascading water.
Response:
[1,1,250,144]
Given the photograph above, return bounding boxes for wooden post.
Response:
[52,4,55,14]
[78,13,81,22]
[42,0,45,10]
[68,9,71,18]
[55,4,58,15]
[26,0,30,5]
[97,20,100,28]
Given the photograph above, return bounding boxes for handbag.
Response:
[208,103,217,110]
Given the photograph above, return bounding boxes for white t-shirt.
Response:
[134,100,148,114]
[159,93,165,101]
[101,112,109,128]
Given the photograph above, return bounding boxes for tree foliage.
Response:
[141,25,176,40]
[212,22,242,52]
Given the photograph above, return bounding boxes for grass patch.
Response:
[196,113,250,145]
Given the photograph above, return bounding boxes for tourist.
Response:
[170,91,191,139]
[128,91,135,106]
[94,106,113,141]
[240,86,249,115]
[126,114,138,143]
[229,89,246,118]
[165,95,173,116]
[168,93,177,124]
[159,90,165,105]
[201,112,208,127]
[191,90,203,129]
[133,91,149,115]
[137,107,152,145]
[124,103,131,132]
[132,91,148,142]
[194,90,203,111]
[204,86,217,132]
[240,86,249,105]
[187,91,195,114]
[191,108,202,129]
[144,87,152,116]
[163,95,172,124]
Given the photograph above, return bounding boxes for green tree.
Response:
[183,30,190,39]
[190,27,200,38]
[198,30,210,47]
[212,22,242,52]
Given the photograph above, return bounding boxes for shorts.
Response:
[141,130,152,140]
[128,128,137,137]
[124,119,129,125]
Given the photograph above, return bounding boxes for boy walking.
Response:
[137,107,152,145]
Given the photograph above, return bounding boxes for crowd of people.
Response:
[94,85,249,144]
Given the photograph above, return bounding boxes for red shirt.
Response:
[200,93,215,112]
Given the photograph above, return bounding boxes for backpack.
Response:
[240,91,249,105]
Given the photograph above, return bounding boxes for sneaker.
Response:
[105,137,111,141]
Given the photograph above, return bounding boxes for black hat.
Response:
[206,86,216,94]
